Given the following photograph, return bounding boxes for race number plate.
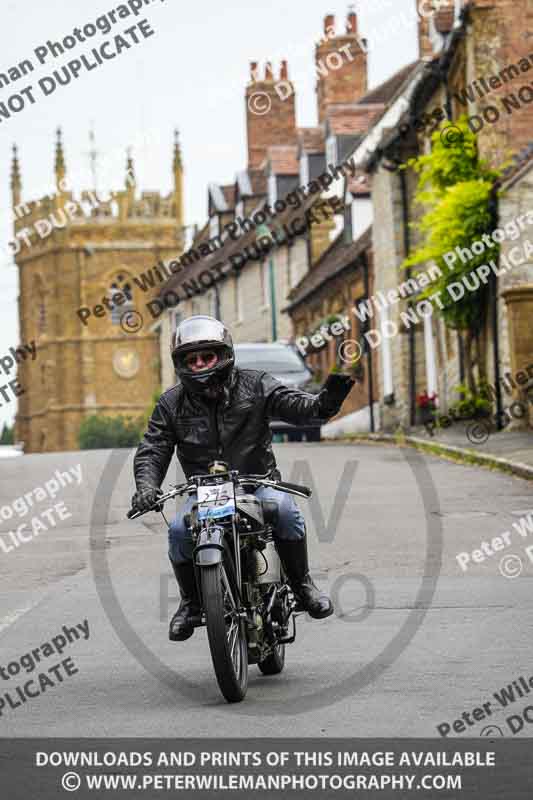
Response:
[197,481,236,520]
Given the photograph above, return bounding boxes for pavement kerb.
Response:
[339,432,533,482]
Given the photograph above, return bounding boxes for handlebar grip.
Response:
[276,480,312,498]
[126,508,141,519]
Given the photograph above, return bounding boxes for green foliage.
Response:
[78,389,162,450]
[447,383,492,419]
[78,414,144,449]
[0,423,14,444]
[401,116,501,334]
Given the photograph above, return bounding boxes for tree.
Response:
[0,423,14,444]
[401,116,503,392]
[79,415,143,449]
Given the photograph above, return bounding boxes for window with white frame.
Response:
[109,273,133,325]
[326,135,337,167]
[299,155,309,187]
[209,214,219,239]
[268,174,277,206]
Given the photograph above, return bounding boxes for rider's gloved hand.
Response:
[131,485,163,514]
[318,372,355,418]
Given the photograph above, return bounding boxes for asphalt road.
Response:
[1,443,532,738]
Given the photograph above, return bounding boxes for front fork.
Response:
[193,521,243,611]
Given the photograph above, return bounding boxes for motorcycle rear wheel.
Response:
[258,643,285,675]
[201,563,248,703]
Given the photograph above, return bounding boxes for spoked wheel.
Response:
[201,563,248,703]
[259,579,289,675]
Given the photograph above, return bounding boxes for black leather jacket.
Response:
[134,367,339,488]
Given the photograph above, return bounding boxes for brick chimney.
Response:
[245,61,297,170]
[315,12,368,125]
[417,0,457,59]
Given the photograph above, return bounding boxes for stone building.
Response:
[155,10,375,396]
[344,0,533,431]
[12,129,185,452]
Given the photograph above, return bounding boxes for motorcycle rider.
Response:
[131,315,354,641]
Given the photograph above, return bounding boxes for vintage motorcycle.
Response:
[127,461,312,703]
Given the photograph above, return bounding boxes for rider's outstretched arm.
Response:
[261,371,354,424]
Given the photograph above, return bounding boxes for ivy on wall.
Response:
[400,116,503,391]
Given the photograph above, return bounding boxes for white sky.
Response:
[0,0,418,428]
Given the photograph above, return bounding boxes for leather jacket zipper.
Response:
[212,402,223,457]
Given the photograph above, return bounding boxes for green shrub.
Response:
[448,383,492,419]
[78,414,144,449]
[78,389,162,450]
[0,423,14,444]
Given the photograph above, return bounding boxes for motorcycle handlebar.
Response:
[126,474,312,519]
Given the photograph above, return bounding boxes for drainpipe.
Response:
[362,249,375,432]
[489,185,503,428]
[398,167,417,427]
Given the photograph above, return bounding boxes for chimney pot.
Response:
[324,14,335,35]
[280,60,288,80]
[347,11,357,33]
[250,61,259,81]
[265,61,273,81]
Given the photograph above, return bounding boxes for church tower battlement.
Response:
[13,127,185,453]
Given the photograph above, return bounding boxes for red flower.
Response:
[417,391,438,409]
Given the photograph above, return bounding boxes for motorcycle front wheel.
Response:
[201,562,248,703]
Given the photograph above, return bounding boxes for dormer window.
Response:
[299,155,309,187]
[209,215,220,239]
[268,174,277,206]
[326,135,338,167]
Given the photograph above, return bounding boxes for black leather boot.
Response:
[275,537,333,619]
[169,560,202,641]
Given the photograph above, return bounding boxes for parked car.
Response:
[233,342,322,442]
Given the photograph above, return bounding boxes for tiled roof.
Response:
[327,105,383,136]
[499,141,533,187]
[160,192,322,297]
[265,145,299,175]
[287,225,372,309]
[298,127,325,154]
[357,60,421,106]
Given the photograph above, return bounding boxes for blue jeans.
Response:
[168,486,306,564]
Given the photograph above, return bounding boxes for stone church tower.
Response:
[13,129,185,453]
